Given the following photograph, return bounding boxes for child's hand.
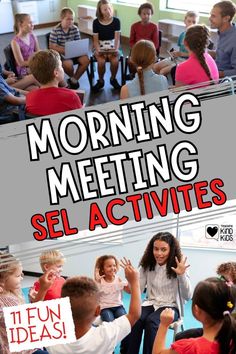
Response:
[171,256,190,275]
[39,270,56,291]
[120,258,139,284]
[160,308,175,327]
[6,77,18,85]
[172,50,181,58]
[94,267,105,282]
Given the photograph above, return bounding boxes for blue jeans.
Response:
[127,305,179,354]
[101,306,129,353]
[33,350,48,354]
[100,305,126,321]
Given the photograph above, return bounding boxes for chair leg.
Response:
[120,56,125,86]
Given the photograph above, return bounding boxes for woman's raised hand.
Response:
[171,256,190,275]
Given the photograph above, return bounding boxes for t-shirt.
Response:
[177,31,188,54]
[49,23,81,47]
[129,22,159,49]
[171,337,220,354]
[0,75,17,117]
[33,276,65,301]
[26,87,82,116]
[98,276,128,309]
[175,52,219,86]
[93,17,120,42]
[126,69,168,98]
[47,315,131,354]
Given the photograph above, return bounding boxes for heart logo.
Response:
[207,226,218,237]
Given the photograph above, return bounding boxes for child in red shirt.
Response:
[127,3,159,79]
[30,249,65,302]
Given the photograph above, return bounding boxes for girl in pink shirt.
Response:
[175,24,219,87]
[152,277,236,354]
[94,254,130,352]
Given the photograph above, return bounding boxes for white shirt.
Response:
[139,263,191,311]
[98,276,128,309]
[47,315,131,354]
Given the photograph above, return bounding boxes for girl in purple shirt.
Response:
[11,13,40,77]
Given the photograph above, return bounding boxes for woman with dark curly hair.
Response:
[127,232,191,354]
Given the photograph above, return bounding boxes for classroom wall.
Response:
[68,0,236,38]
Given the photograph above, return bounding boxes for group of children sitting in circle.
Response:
[0,0,235,120]
[1,232,236,354]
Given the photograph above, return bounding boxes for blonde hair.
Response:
[60,7,75,19]
[14,13,29,34]
[0,253,23,299]
[94,255,119,277]
[96,0,113,21]
[40,249,65,272]
[184,10,199,20]
[131,39,156,96]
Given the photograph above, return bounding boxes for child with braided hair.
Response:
[175,24,219,87]
[120,40,168,99]
[152,277,236,354]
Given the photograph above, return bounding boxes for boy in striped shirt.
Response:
[49,7,90,89]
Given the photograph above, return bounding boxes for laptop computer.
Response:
[64,38,89,59]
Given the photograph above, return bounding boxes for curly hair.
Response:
[94,255,119,276]
[217,262,236,284]
[138,3,154,15]
[139,232,181,278]
[192,277,236,354]
[185,24,212,81]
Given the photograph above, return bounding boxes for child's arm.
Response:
[4,92,26,106]
[152,25,159,51]
[49,41,65,55]
[93,34,101,55]
[94,267,105,283]
[11,40,30,68]
[120,258,141,326]
[152,308,178,354]
[31,271,56,302]
[172,51,189,58]
[120,85,129,99]
[114,31,120,52]
[129,24,135,48]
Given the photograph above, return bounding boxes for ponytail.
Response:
[137,66,145,95]
[216,313,236,353]
[185,24,213,81]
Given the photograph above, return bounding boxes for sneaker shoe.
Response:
[110,77,121,90]
[92,79,105,93]
[67,78,80,89]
